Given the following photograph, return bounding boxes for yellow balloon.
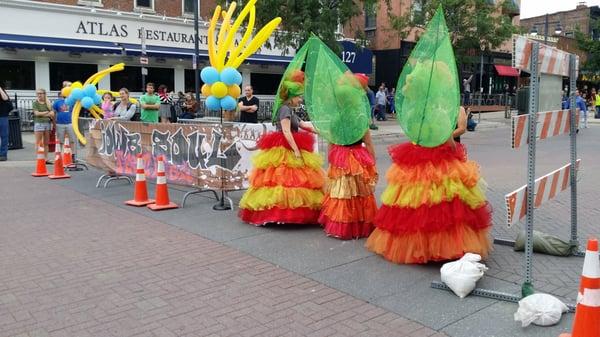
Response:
[207,6,222,67]
[61,87,72,97]
[201,84,212,97]
[228,84,241,98]
[129,98,138,105]
[211,82,228,98]
[71,81,83,89]
[232,17,281,68]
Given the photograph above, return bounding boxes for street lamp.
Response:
[530,13,562,45]
[193,0,200,102]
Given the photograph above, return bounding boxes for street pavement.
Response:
[1,111,598,337]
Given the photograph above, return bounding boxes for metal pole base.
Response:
[66,160,88,171]
[212,190,233,211]
[430,281,576,313]
[182,189,220,208]
[494,238,516,247]
[96,174,133,188]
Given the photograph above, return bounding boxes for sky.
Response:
[520,0,600,18]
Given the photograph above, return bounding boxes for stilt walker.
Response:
[365,6,492,263]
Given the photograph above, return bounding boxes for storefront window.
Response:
[0,60,35,90]
[184,69,204,94]
[183,0,196,14]
[49,62,98,91]
[135,0,153,10]
[111,66,174,93]
[251,73,280,95]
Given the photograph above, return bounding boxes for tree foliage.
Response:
[386,0,518,62]
[575,18,600,72]
[216,0,377,54]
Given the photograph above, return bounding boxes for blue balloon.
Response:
[220,67,242,86]
[83,84,97,97]
[70,88,84,100]
[64,96,74,107]
[220,96,237,111]
[200,67,220,85]
[94,94,102,105]
[205,96,221,111]
[81,96,94,109]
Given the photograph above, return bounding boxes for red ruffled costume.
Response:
[318,144,378,239]
[239,131,325,226]
[365,142,492,264]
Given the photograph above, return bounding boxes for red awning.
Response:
[494,64,520,77]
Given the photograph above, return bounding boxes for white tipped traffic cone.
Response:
[147,156,178,211]
[559,237,600,337]
[63,136,73,167]
[125,154,154,206]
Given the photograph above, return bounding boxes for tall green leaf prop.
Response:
[394,6,460,147]
[272,42,309,124]
[304,36,371,145]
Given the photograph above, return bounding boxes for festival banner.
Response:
[86,120,276,190]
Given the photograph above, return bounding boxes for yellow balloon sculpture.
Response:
[68,63,134,145]
[201,0,281,111]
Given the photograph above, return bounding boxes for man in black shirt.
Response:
[238,85,260,123]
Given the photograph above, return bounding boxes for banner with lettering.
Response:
[86,120,276,190]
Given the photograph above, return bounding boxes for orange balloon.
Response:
[201,84,212,97]
[228,84,241,98]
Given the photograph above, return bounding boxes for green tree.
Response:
[216,0,377,53]
[575,18,600,72]
[386,0,518,63]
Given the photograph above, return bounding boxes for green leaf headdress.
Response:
[272,35,371,145]
[394,6,460,147]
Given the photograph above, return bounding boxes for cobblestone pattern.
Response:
[0,168,444,337]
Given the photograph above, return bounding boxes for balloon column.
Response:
[65,63,134,145]
[201,0,281,111]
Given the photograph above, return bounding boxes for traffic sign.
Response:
[140,57,148,65]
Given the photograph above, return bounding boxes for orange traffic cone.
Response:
[125,154,154,206]
[63,136,73,168]
[559,237,600,337]
[147,156,178,211]
[48,143,70,179]
[31,143,49,177]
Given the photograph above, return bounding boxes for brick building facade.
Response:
[0,0,291,96]
[344,0,521,95]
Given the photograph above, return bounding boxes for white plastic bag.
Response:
[514,293,568,327]
[440,253,488,298]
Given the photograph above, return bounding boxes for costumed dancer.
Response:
[238,70,325,225]
[318,73,378,239]
[365,7,492,264]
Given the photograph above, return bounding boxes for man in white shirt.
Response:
[375,86,387,121]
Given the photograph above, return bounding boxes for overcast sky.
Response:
[520,0,600,18]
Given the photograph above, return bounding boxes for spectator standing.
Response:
[32,88,54,162]
[576,89,588,129]
[52,89,78,162]
[139,83,160,123]
[238,85,259,123]
[101,93,114,119]
[157,84,173,124]
[111,88,138,121]
[375,86,387,121]
[463,74,473,105]
[0,85,12,161]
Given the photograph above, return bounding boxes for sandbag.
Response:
[514,230,572,256]
[440,253,488,298]
[514,293,568,327]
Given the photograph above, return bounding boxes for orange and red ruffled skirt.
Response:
[365,142,492,264]
[239,131,325,226]
[319,144,378,239]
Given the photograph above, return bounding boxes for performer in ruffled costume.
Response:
[239,71,324,225]
[365,7,492,263]
[318,73,378,239]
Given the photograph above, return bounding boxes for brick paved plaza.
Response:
[0,114,598,337]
